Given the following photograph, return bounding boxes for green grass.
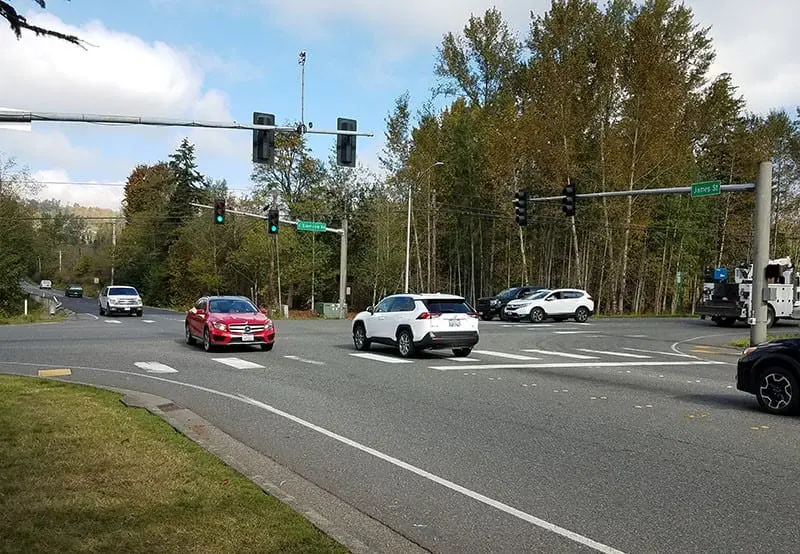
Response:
[0,305,66,325]
[0,376,349,554]
[729,333,800,348]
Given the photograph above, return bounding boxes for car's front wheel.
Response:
[353,323,371,351]
[529,307,545,323]
[756,367,800,415]
[203,328,214,352]
[185,323,195,345]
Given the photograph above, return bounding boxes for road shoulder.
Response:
[118,387,428,554]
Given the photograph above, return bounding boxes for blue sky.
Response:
[0,0,797,209]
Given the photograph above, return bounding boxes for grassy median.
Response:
[730,333,800,348]
[0,375,348,554]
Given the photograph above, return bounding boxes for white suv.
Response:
[99,285,143,317]
[504,288,594,323]
[352,293,479,358]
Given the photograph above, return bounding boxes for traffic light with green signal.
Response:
[213,199,226,224]
[267,208,279,234]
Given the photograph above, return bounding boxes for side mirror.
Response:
[367,305,374,314]
[196,308,206,315]
[259,307,268,314]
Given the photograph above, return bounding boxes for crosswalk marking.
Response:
[349,352,414,364]
[446,357,483,362]
[623,347,696,359]
[134,361,178,373]
[554,331,592,335]
[577,348,651,359]
[521,349,597,359]
[142,319,156,324]
[212,357,265,369]
[284,355,325,366]
[104,319,121,324]
[429,360,728,371]
[472,349,539,360]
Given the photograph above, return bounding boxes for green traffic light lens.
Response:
[270,225,277,232]
[216,216,223,222]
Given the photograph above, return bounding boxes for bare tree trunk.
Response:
[717,152,736,266]
[506,234,511,288]
[518,226,527,285]
[671,234,685,315]
[618,123,640,314]
[414,221,424,292]
[432,189,437,291]
[427,186,431,291]
[470,230,476,305]
[598,235,609,315]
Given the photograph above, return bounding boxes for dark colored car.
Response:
[185,295,275,353]
[65,284,84,298]
[475,286,546,321]
[737,338,800,415]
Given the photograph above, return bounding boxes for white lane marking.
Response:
[472,350,539,360]
[134,361,178,373]
[446,357,483,362]
[104,319,121,324]
[554,331,592,334]
[349,353,413,364]
[623,347,697,359]
[142,319,156,324]
[625,334,649,338]
[0,359,626,553]
[577,349,651,359]
[525,324,553,328]
[571,322,592,326]
[522,349,597,359]
[237,394,625,554]
[212,357,265,369]
[84,313,100,320]
[429,360,727,371]
[670,332,741,357]
[283,355,325,366]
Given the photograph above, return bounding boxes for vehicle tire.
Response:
[499,310,507,321]
[766,306,776,329]
[714,317,736,327]
[203,328,214,352]
[137,311,143,317]
[396,328,415,358]
[260,343,274,351]
[452,347,472,357]
[353,323,371,351]
[481,313,494,321]
[185,323,195,345]
[574,307,590,323]
[99,305,105,316]
[529,307,546,323]
[756,366,800,415]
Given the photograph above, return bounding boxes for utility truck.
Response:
[696,257,800,328]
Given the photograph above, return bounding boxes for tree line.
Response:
[2,0,799,317]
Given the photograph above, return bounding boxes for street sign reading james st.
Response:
[690,180,721,198]
[297,220,327,232]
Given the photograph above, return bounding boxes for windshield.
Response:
[497,287,519,300]
[109,287,138,296]
[209,298,257,314]
[522,290,549,300]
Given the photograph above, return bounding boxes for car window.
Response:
[391,297,416,312]
[523,290,549,300]
[374,297,394,313]
[563,291,584,299]
[208,298,257,313]
[423,299,471,313]
[497,288,519,301]
[545,291,562,300]
[108,287,138,296]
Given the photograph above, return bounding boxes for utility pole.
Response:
[750,161,773,346]
[111,220,116,285]
[339,218,348,318]
[272,193,282,315]
[299,51,306,129]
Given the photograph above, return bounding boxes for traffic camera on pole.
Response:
[562,182,576,217]
[513,190,528,226]
[267,208,279,235]
[213,199,226,224]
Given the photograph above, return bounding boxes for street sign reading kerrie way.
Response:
[297,220,327,232]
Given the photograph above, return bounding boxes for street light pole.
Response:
[405,161,444,293]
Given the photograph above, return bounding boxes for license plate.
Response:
[122,307,129,310]
[241,333,254,342]
[449,319,461,327]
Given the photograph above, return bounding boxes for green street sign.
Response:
[690,180,721,198]
[297,220,327,232]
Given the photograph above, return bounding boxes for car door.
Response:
[388,296,417,337]
[543,290,568,315]
[366,297,395,339]
[189,298,207,337]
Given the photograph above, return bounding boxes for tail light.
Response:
[468,311,479,318]
[417,312,441,319]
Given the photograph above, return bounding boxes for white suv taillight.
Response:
[417,312,441,320]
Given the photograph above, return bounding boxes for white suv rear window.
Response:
[422,300,472,313]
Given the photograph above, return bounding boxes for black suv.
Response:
[476,286,546,321]
[65,284,84,298]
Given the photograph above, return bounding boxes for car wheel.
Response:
[481,313,494,321]
[529,307,545,323]
[452,347,472,357]
[396,329,415,358]
[756,367,800,415]
[574,307,590,323]
[185,323,195,345]
[99,305,104,316]
[353,323,370,351]
[203,328,213,352]
[714,317,736,327]
[260,343,274,351]
[766,306,776,329]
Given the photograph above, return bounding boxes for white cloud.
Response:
[0,10,251,184]
[32,169,125,210]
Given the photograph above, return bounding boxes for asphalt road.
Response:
[3,303,800,553]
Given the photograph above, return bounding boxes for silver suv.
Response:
[99,285,143,317]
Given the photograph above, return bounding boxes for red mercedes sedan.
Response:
[185,295,275,352]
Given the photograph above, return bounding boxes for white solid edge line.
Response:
[623,348,697,359]
[236,394,626,554]
[429,360,727,371]
[0,359,625,554]
[84,313,100,320]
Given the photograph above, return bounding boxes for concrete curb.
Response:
[114,387,428,554]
